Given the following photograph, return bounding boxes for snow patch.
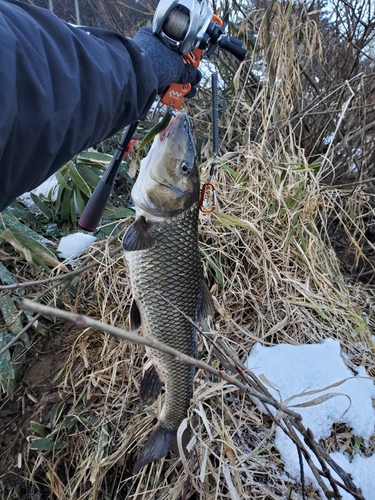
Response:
[246,339,375,496]
[57,233,97,260]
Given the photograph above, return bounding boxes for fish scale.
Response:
[126,203,201,429]
[122,112,213,472]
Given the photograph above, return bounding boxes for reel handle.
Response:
[218,35,247,60]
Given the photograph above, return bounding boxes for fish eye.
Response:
[180,161,193,176]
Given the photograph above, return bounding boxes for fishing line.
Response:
[199,71,219,213]
[163,7,190,41]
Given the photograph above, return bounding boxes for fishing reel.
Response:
[153,0,247,60]
[153,0,247,108]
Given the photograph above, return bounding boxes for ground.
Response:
[0,327,68,499]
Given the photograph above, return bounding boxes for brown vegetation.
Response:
[1,1,375,499]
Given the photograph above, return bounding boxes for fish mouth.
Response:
[153,179,184,197]
[159,114,179,142]
[159,112,192,142]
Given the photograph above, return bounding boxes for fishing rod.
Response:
[78,0,247,232]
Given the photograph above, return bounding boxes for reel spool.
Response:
[163,6,191,42]
[153,0,212,55]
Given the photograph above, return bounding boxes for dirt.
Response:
[0,330,68,499]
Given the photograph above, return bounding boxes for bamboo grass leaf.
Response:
[0,228,60,270]
[29,192,54,220]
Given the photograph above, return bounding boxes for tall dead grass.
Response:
[5,2,375,499]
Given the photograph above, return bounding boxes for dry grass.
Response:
[2,3,375,499]
[7,132,374,499]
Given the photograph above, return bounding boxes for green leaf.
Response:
[58,415,77,431]
[0,209,51,245]
[69,162,91,197]
[200,248,224,288]
[103,206,135,220]
[29,193,53,220]
[76,164,101,189]
[0,227,60,270]
[308,162,321,170]
[78,151,112,164]
[0,262,17,285]
[8,205,39,223]
[0,292,29,346]
[29,421,49,437]
[351,436,362,461]
[221,163,247,185]
[29,437,66,451]
[70,196,77,226]
[0,331,16,398]
[215,212,263,240]
[55,169,72,191]
[60,189,72,223]
[74,187,86,215]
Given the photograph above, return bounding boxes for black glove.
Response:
[133,27,201,95]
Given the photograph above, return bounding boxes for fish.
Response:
[122,112,213,473]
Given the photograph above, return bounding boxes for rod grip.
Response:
[219,35,247,61]
[78,121,138,232]
[78,181,113,232]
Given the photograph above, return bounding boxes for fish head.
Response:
[132,113,199,217]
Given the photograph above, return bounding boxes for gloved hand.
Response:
[133,27,201,96]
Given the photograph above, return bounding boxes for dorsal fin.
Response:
[122,216,155,251]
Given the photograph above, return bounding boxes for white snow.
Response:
[19,174,58,208]
[57,233,97,259]
[246,339,375,498]
[30,175,58,198]
[329,452,375,500]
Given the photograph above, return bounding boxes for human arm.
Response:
[0,0,198,211]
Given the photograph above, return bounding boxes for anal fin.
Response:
[140,363,163,402]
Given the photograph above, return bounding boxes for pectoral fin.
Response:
[122,216,155,251]
[129,299,141,330]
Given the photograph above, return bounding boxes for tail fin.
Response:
[132,426,176,474]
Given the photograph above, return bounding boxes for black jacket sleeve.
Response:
[0,0,158,211]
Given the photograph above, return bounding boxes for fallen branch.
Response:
[16,298,365,500]
[17,298,300,419]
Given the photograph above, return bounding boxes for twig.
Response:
[282,418,337,498]
[292,420,365,500]
[15,299,366,500]
[297,445,306,500]
[0,279,74,356]
[0,244,123,291]
[17,298,301,420]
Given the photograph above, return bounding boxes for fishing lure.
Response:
[135,111,173,163]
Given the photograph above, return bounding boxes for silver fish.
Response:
[122,112,212,473]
